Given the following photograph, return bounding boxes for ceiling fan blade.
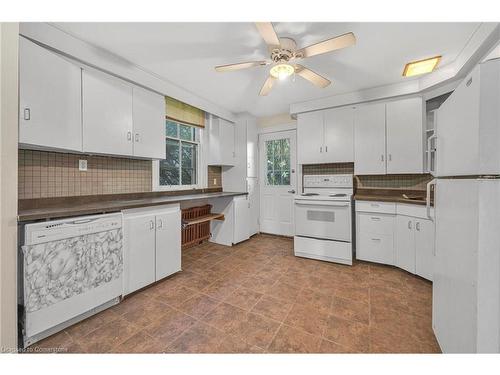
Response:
[255,22,280,49]
[295,65,331,88]
[297,32,356,59]
[215,61,269,72]
[259,75,276,96]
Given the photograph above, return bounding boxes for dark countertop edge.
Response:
[18,191,248,222]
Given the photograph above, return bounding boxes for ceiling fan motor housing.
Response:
[271,37,299,62]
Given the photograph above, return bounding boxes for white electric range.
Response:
[294,174,354,265]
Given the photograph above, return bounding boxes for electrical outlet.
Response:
[79,160,88,171]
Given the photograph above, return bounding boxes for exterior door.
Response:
[259,130,297,236]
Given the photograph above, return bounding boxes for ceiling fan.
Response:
[215,22,356,96]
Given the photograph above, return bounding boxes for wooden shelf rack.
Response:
[182,213,224,227]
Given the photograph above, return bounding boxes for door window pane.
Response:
[159,138,180,185]
[181,142,197,185]
[265,138,290,186]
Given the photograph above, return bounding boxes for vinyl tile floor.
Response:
[28,234,440,354]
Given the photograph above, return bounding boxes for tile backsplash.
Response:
[207,166,222,188]
[302,163,354,175]
[19,150,152,199]
[302,163,432,191]
[19,150,224,199]
[356,174,433,191]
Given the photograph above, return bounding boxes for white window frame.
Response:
[152,120,203,191]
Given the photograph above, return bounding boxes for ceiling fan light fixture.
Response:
[270,63,295,80]
[403,55,441,77]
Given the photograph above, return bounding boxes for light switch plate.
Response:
[213,178,217,185]
[79,160,88,171]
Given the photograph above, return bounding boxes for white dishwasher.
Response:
[21,213,123,347]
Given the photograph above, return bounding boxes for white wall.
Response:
[0,22,19,351]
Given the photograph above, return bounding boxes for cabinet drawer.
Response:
[355,200,396,214]
[356,232,395,265]
[357,212,395,235]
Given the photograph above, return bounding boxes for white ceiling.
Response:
[52,22,480,118]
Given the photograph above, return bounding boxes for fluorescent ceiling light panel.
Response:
[403,56,441,77]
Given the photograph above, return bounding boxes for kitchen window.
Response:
[153,119,200,190]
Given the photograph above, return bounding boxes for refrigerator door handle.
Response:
[426,179,436,221]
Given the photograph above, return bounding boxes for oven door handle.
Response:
[294,201,349,208]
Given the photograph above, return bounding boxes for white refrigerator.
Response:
[428,58,500,353]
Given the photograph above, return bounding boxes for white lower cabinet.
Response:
[415,218,435,281]
[356,208,396,265]
[123,204,181,295]
[395,215,416,273]
[233,195,250,244]
[356,200,435,281]
[155,209,182,280]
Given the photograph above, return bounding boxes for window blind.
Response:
[165,97,205,128]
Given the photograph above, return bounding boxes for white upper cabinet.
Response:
[82,69,134,157]
[132,86,166,159]
[297,110,324,164]
[354,103,387,174]
[246,117,258,178]
[220,119,236,165]
[208,116,235,166]
[19,37,82,152]
[323,107,354,163]
[354,98,424,175]
[436,60,500,176]
[386,98,423,174]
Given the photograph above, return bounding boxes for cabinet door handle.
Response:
[325,146,328,152]
[149,220,155,230]
[416,222,420,231]
[388,154,392,162]
[135,133,139,142]
[320,146,322,153]
[371,238,381,242]
[381,154,384,162]
[157,219,163,229]
[127,131,132,141]
[24,108,31,121]
[408,220,412,230]
[370,217,381,221]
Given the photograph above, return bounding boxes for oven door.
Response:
[294,199,351,242]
